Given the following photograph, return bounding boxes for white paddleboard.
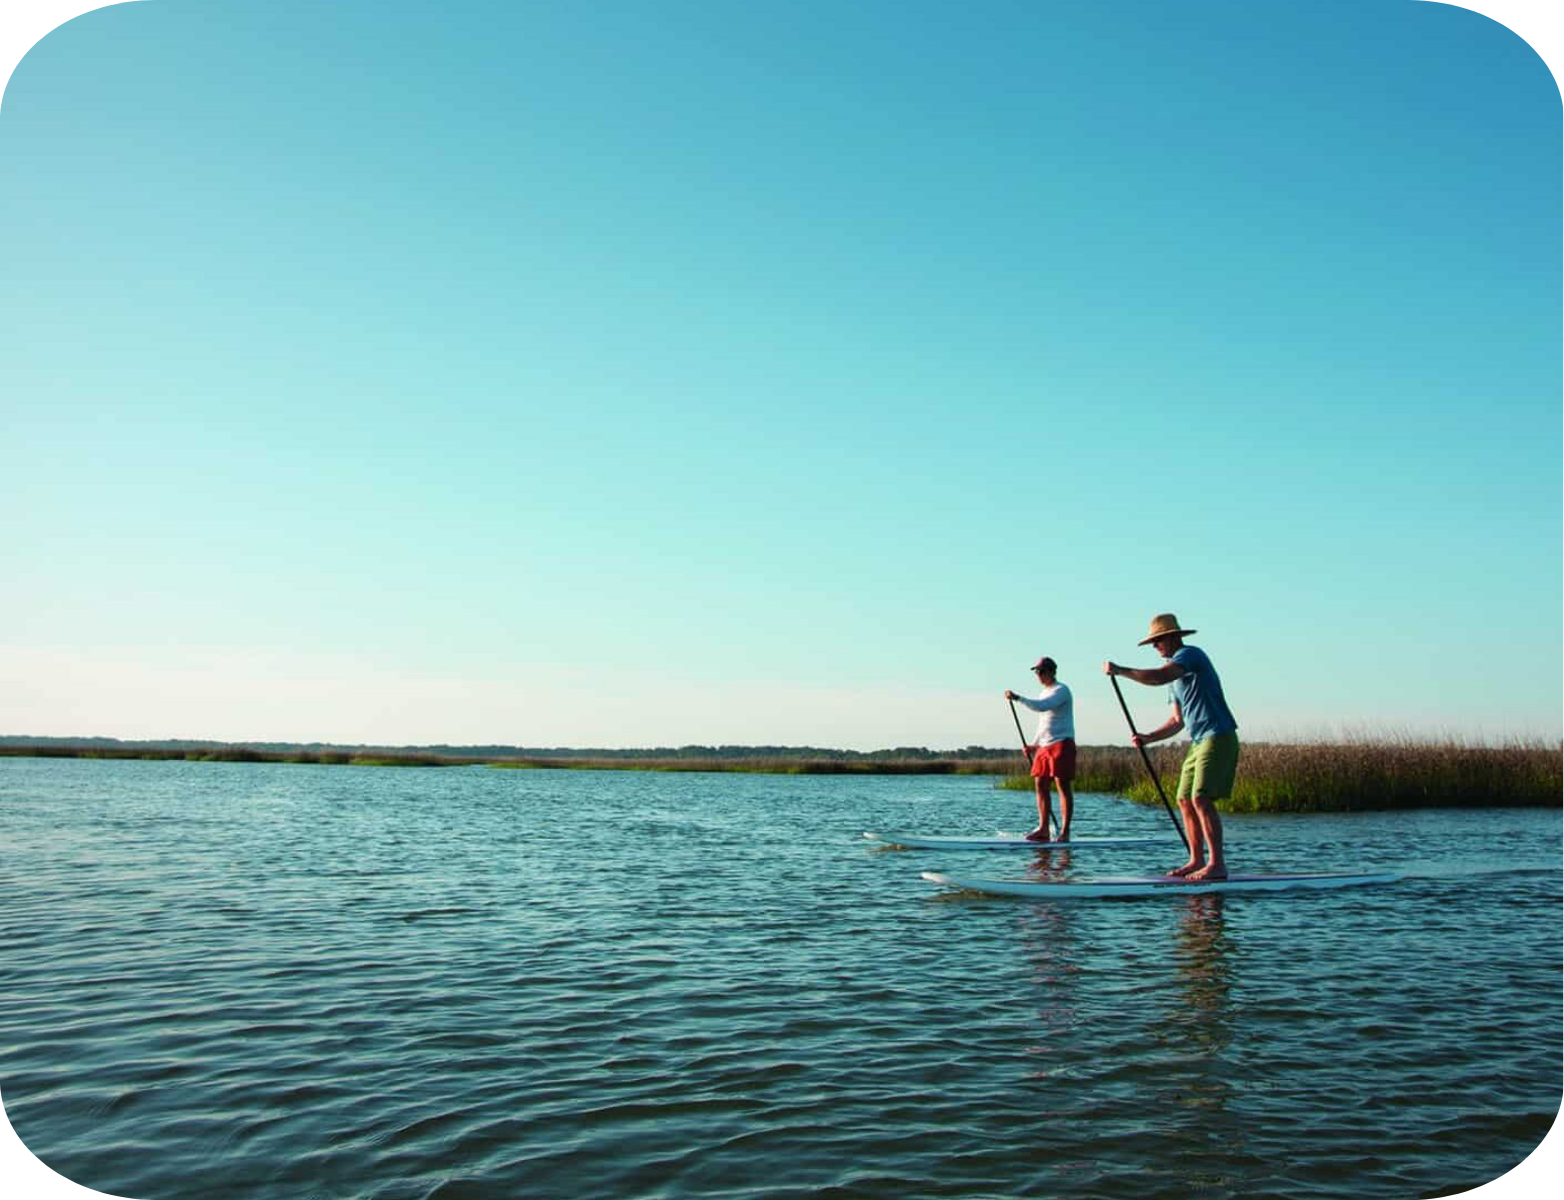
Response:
[864,831,1168,851]
[922,869,1401,899]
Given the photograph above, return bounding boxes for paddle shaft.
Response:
[1109,675,1190,852]
[1007,698,1029,757]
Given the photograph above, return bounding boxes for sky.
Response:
[0,0,1560,753]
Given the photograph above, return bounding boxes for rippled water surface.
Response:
[2,758,1559,1199]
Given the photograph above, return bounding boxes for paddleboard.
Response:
[864,831,1168,851]
[921,869,1401,899]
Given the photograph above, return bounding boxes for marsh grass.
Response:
[5,736,1558,809]
[1001,736,1562,811]
[0,743,1018,774]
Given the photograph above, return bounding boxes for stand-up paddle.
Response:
[1109,675,1189,852]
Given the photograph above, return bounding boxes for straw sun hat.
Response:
[1137,613,1198,646]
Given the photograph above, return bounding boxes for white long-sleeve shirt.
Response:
[1015,683,1074,745]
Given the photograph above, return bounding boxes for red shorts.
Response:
[1030,738,1077,780]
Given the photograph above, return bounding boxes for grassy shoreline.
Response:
[0,742,1019,772]
[999,738,1562,812]
[2,738,1557,811]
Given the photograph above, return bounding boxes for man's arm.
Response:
[1134,702,1185,747]
[1103,660,1187,687]
[1011,691,1066,713]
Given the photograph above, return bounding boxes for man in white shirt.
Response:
[1004,656,1077,842]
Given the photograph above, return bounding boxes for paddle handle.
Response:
[1109,674,1189,852]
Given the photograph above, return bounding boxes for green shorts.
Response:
[1178,732,1240,801]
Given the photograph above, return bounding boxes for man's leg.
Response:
[1185,735,1235,880]
[1169,795,1206,876]
[1187,796,1226,879]
[1026,777,1054,841]
[1054,779,1073,841]
[1169,747,1206,875]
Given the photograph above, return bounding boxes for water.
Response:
[1,757,1558,1200]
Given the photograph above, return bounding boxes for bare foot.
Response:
[1024,827,1053,843]
[1167,862,1203,878]
[1187,864,1228,881]
[1053,830,1070,843]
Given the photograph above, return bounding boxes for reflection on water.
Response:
[1147,895,1254,1199]
[1017,849,1081,1047]
[1175,895,1233,1027]
[1013,859,1083,1059]
[1021,846,1074,881]
[1164,894,1235,1105]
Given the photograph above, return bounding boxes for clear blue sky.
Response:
[2,0,1559,749]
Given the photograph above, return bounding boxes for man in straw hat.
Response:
[1104,614,1239,880]
[1004,655,1076,842]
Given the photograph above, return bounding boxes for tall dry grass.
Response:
[1000,735,1562,812]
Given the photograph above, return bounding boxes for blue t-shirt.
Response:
[1170,645,1238,742]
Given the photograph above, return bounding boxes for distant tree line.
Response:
[0,735,1017,761]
